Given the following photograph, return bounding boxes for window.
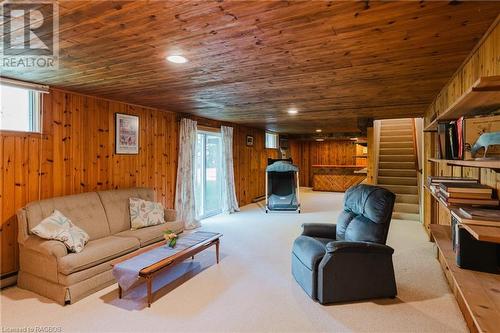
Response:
[265,132,278,149]
[0,84,42,132]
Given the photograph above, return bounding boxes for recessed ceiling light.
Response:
[166,55,188,64]
[316,129,322,133]
[288,108,298,114]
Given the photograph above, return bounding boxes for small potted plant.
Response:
[163,230,178,248]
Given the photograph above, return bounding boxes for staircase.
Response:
[377,119,420,221]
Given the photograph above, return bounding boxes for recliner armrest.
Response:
[326,241,394,255]
[302,223,336,239]
[22,236,68,258]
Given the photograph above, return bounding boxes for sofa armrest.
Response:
[17,208,30,244]
[23,236,68,258]
[302,223,336,239]
[164,208,177,222]
[326,241,394,255]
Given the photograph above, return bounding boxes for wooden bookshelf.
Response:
[423,21,500,333]
[428,158,500,170]
[430,225,500,333]
[424,76,500,132]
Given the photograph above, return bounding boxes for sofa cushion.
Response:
[58,236,140,275]
[292,235,329,270]
[129,197,165,230]
[25,192,110,241]
[31,210,89,253]
[97,188,155,234]
[116,220,184,247]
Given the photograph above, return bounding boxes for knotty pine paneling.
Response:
[423,17,500,234]
[3,2,499,133]
[0,89,275,276]
[289,140,364,187]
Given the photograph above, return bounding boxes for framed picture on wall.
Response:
[246,135,254,146]
[115,113,139,154]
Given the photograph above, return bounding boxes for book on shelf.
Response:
[439,182,493,195]
[459,207,500,220]
[444,197,499,206]
[437,123,446,159]
[426,176,477,187]
[436,122,461,160]
[457,117,464,160]
[442,191,493,199]
[448,121,459,160]
[452,208,500,227]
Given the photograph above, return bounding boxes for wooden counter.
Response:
[311,165,366,192]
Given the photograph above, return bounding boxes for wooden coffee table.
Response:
[112,232,222,307]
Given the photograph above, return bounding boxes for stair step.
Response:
[380,141,414,149]
[380,135,413,142]
[396,194,419,204]
[379,162,415,169]
[380,148,414,155]
[379,155,415,162]
[382,118,413,124]
[379,184,418,195]
[392,212,420,221]
[381,125,412,132]
[378,169,417,177]
[394,203,419,214]
[378,176,417,186]
[380,129,412,136]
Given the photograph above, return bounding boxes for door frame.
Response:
[196,130,222,219]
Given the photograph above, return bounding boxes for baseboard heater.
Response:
[0,271,18,289]
[252,195,266,203]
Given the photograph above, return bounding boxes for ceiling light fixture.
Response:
[166,55,188,64]
[315,138,325,142]
[316,129,322,133]
[288,108,298,114]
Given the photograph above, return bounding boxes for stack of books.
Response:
[427,176,477,195]
[438,182,498,207]
[436,117,464,160]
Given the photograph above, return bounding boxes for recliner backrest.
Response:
[336,184,395,244]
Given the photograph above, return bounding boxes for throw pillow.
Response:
[31,210,89,253]
[129,197,165,230]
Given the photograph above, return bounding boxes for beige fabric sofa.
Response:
[17,187,184,305]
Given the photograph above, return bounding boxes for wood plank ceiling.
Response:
[1,1,499,134]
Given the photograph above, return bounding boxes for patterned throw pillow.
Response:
[31,210,89,253]
[129,197,165,230]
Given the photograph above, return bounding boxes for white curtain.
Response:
[175,118,201,229]
[220,126,240,214]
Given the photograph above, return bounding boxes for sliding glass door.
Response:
[195,131,222,219]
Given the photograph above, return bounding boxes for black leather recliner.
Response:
[291,184,397,304]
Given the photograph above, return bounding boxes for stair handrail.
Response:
[412,119,421,173]
[373,120,381,185]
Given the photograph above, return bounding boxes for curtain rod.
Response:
[0,77,49,93]
[197,125,221,133]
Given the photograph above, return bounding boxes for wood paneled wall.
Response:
[423,18,499,234]
[289,140,364,187]
[0,89,276,276]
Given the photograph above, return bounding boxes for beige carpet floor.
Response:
[1,188,466,333]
